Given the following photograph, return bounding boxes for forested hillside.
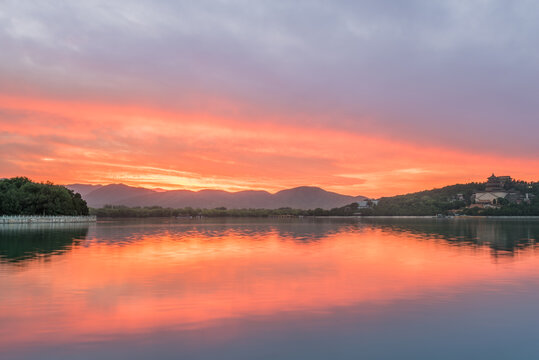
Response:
[359,180,539,216]
[361,183,483,216]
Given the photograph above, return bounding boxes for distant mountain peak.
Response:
[66,183,364,209]
[277,186,334,194]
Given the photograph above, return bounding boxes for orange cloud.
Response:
[1,94,538,197]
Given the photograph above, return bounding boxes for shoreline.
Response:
[319,215,539,219]
[85,215,539,220]
[0,215,97,224]
[3,215,538,222]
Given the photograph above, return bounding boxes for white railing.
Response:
[0,215,97,224]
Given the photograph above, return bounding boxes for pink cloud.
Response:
[1,95,538,197]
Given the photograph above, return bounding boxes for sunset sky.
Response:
[1,1,538,197]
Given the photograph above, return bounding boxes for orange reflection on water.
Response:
[1,225,538,348]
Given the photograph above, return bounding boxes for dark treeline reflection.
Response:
[362,218,539,254]
[89,218,360,244]
[0,224,89,263]
[90,218,539,253]
[2,219,538,264]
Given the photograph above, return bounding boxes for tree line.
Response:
[4,176,536,218]
[0,177,89,216]
[89,179,539,218]
[90,203,364,218]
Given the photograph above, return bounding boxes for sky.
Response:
[1,0,538,197]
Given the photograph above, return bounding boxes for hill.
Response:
[358,178,539,216]
[66,184,365,209]
[65,184,103,197]
[78,184,156,207]
[365,183,482,216]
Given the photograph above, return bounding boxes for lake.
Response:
[1,218,539,359]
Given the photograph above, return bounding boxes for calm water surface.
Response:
[1,218,539,359]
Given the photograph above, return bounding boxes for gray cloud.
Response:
[1,0,538,155]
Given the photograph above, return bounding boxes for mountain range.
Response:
[66,184,366,210]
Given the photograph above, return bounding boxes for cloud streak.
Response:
[1,1,538,195]
[1,96,538,196]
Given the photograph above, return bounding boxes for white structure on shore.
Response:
[0,215,96,224]
[472,174,510,206]
[471,174,536,207]
[357,198,379,209]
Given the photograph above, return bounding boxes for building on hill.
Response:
[357,198,379,209]
[472,174,523,207]
[449,193,465,202]
[473,191,509,207]
[484,174,510,191]
[473,174,509,207]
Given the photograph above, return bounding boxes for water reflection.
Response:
[1,218,539,360]
[71,217,539,255]
[90,218,357,244]
[3,219,537,265]
[361,218,539,254]
[0,223,90,263]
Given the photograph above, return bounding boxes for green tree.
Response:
[0,177,89,216]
